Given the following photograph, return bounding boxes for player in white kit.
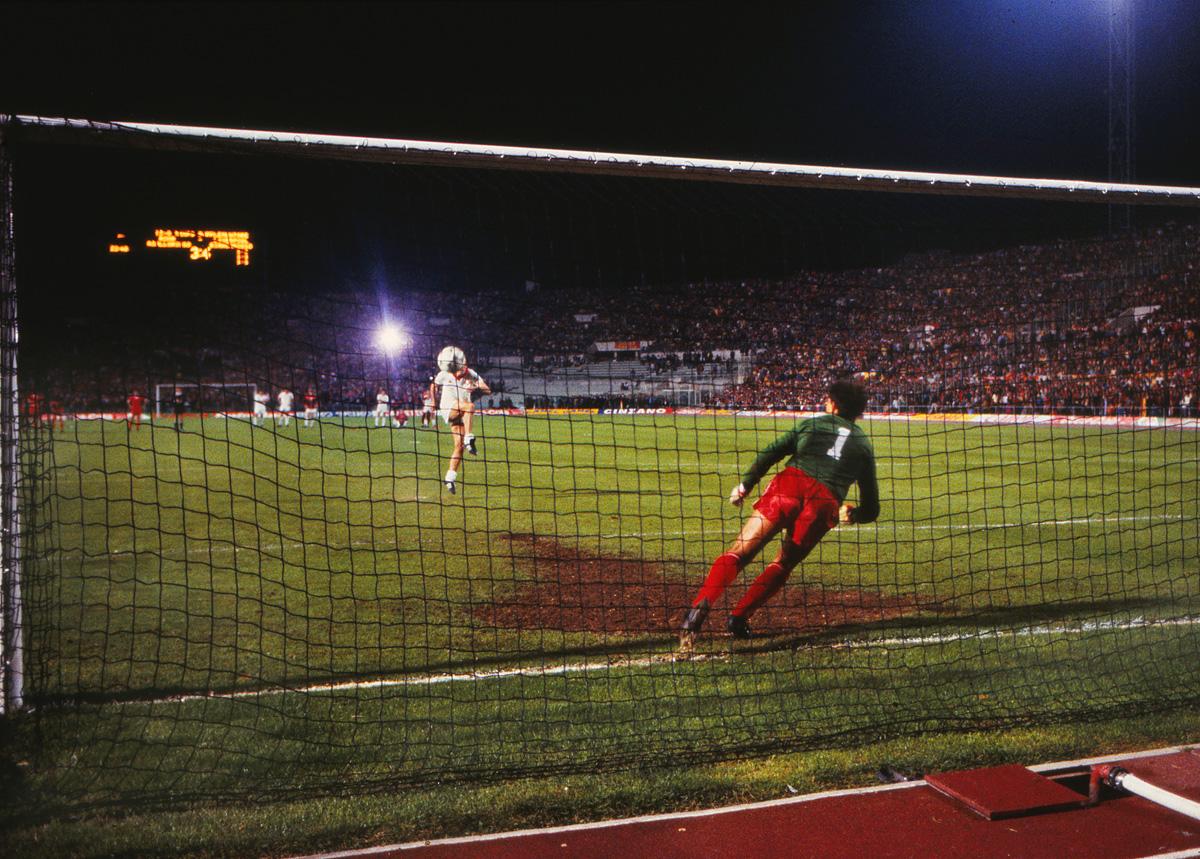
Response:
[252,389,270,426]
[432,359,491,494]
[421,378,436,428]
[277,388,294,426]
[373,388,391,427]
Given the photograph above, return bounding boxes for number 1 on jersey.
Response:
[827,427,851,460]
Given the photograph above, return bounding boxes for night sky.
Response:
[6,0,1200,348]
[7,0,1200,183]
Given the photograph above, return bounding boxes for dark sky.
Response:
[7,0,1200,382]
[6,0,1200,184]
[7,0,1200,344]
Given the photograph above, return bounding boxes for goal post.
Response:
[152,381,258,417]
[2,113,1199,811]
[1,125,21,714]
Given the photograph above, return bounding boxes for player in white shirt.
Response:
[252,389,270,427]
[432,358,491,494]
[421,378,436,428]
[373,388,392,427]
[277,388,294,426]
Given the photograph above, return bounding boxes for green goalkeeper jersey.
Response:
[740,413,880,523]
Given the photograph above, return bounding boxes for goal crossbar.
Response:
[6,114,1200,206]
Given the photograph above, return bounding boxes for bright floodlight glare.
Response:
[375,323,409,354]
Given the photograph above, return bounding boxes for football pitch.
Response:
[15,413,1200,808]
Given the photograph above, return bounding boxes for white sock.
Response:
[445,469,457,482]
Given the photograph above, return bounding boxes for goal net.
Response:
[2,116,1198,811]
[152,382,257,417]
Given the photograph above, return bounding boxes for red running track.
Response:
[297,747,1200,859]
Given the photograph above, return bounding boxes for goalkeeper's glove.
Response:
[839,503,856,524]
[729,483,747,506]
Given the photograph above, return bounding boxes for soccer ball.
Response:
[437,345,467,374]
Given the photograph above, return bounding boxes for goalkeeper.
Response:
[680,379,880,648]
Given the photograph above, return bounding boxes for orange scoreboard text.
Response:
[109,229,254,266]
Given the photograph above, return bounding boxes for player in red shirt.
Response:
[25,392,44,425]
[48,399,66,432]
[303,388,319,427]
[127,391,146,430]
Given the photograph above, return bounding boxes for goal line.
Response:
[102,613,1200,710]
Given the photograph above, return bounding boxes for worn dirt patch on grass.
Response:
[474,533,943,636]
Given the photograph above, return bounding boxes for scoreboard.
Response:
[109,229,254,266]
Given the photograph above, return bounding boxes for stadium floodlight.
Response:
[374,322,410,354]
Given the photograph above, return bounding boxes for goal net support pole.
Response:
[0,123,22,713]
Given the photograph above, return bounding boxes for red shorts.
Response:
[753,467,840,553]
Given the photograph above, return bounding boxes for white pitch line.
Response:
[634,460,742,470]
[139,652,725,706]
[833,614,1200,649]
[601,513,1191,539]
[291,744,1200,859]
[124,613,1200,709]
[57,513,1193,561]
[63,526,439,562]
[890,513,1191,532]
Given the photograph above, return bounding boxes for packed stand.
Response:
[23,224,1200,418]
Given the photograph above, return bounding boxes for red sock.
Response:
[732,562,790,618]
[694,553,742,607]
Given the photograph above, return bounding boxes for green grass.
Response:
[4,413,1199,846]
[7,712,1200,858]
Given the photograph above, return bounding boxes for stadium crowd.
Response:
[716,227,1198,415]
[24,223,1200,418]
[508,224,1200,416]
